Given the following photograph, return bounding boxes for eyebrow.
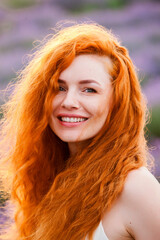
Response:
[58,79,101,86]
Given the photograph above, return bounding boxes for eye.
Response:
[83,88,97,93]
[59,86,66,91]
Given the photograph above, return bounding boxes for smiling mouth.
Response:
[58,117,88,123]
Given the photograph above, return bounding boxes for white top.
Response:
[86,221,109,240]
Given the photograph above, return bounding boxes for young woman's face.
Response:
[49,54,112,144]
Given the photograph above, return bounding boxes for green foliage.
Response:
[0,104,3,119]
[5,0,35,9]
[70,0,128,14]
[0,191,9,206]
[0,111,3,120]
[139,73,150,86]
[70,3,100,14]
[147,105,160,138]
[79,3,99,13]
[149,34,160,45]
[0,180,9,206]
[105,0,127,9]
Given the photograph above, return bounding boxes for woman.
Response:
[0,23,160,240]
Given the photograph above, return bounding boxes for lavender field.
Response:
[0,0,160,231]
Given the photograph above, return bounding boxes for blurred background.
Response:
[0,0,160,209]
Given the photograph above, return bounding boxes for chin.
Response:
[56,133,87,143]
[55,134,78,143]
[61,137,83,143]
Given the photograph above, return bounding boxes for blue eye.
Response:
[59,86,66,91]
[84,88,97,93]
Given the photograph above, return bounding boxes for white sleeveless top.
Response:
[86,221,109,240]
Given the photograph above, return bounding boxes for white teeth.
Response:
[61,117,86,122]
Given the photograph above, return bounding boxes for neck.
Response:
[68,142,79,157]
[68,140,91,157]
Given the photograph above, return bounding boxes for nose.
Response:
[61,90,79,110]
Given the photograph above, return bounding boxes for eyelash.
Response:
[58,86,97,93]
[83,88,97,93]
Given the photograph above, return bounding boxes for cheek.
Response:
[88,95,111,120]
[96,106,109,123]
[52,95,62,112]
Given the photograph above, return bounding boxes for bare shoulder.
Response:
[123,166,160,199]
[102,167,160,239]
[122,167,160,207]
[121,167,160,240]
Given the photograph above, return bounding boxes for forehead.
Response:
[59,54,112,86]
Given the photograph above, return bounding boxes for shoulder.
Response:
[123,167,160,200]
[122,167,160,206]
[121,167,160,239]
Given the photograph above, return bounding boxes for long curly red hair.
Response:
[0,23,149,239]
